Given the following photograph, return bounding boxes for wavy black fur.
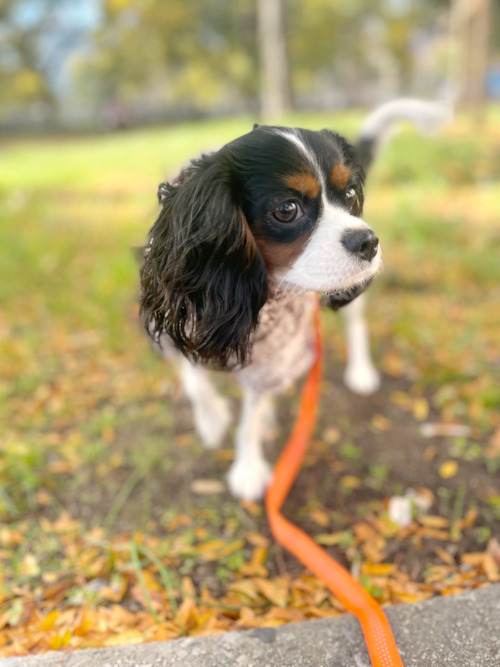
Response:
[140,150,268,369]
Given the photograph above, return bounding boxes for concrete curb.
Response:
[2,584,499,667]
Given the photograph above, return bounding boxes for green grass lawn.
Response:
[1,108,500,654]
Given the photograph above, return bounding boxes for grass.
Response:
[1,108,499,507]
[0,107,499,655]
[1,107,499,501]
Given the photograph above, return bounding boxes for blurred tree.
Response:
[0,0,97,123]
[0,0,57,120]
[2,0,499,129]
[257,0,291,118]
[450,0,492,122]
[74,0,259,124]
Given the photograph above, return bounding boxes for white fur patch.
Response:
[272,128,325,188]
[276,201,381,294]
[227,457,273,502]
[342,293,380,395]
[179,358,231,449]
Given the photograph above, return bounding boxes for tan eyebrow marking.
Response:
[284,171,321,198]
[330,163,352,190]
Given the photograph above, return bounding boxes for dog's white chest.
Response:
[236,290,317,394]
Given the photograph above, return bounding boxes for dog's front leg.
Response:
[342,293,380,395]
[179,357,231,449]
[227,387,273,502]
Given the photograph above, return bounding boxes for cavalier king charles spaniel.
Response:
[140,99,450,501]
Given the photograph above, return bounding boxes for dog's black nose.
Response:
[342,229,379,262]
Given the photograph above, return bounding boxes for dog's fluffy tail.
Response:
[356,99,453,172]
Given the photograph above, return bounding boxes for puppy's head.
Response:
[141,125,381,368]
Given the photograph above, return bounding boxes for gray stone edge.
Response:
[1,583,499,667]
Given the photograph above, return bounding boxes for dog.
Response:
[140,99,450,502]
[339,99,452,395]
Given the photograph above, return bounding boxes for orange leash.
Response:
[265,303,405,667]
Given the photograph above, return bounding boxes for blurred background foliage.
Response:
[1,0,499,131]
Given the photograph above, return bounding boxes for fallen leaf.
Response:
[439,460,458,479]
[418,516,449,529]
[308,508,330,528]
[254,578,289,607]
[482,554,500,582]
[413,398,429,422]
[371,414,392,431]
[340,476,361,490]
[245,532,270,548]
[322,427,341,444]
[423,445,437,462]
[240,501,263,517]
[315,531,352,547]
[434,547,456,566]
[361,563,396,576]
[190,479,226,495]
[19,555,40,578]
[228,579,261,602]
[487,538,500,565]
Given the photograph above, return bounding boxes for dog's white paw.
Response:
[344,362,381,396]
[193,395,231,450]
[227,457,273,502]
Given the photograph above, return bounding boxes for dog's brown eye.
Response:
[273,202,302,223]
[346,188,361,216]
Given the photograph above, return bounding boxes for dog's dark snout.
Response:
[342,229,379,262]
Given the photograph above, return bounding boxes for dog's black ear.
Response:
[140,153,268,369]
[252,123,260,130]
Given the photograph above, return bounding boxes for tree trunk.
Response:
[449,0,491,124]
[257,0,292,120]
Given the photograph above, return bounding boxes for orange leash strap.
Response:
[265,303,405,667]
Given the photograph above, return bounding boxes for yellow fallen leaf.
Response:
[423,445,437,462]
[371,414,392,431]
[361,563,396,576]
[457,507,478,530]
[354,522,379,542]
[460,552,486,567]
[245,532,270,548]
[309,507,330,528]
[35,489,53,506]
[383,350,404,377]
[240,500,263,517]
[418,515,449,529]
[413,398,429,421]
[228,579,261,601]
[240,547,268,577]
[417,527,450,541]
[196,539,226,554]
[389,391,413,409]
[20,554,40,577]
[315,531,351,546]
[39,610,59,631]
[254,578,289,607]
[340,475,361,490]
[483,554,500,582]
[104,630,144,647]
[435,547,456,566]
[439,460,458,479]
[49,630,72,650]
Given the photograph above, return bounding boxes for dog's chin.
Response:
[323,276,373,310]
